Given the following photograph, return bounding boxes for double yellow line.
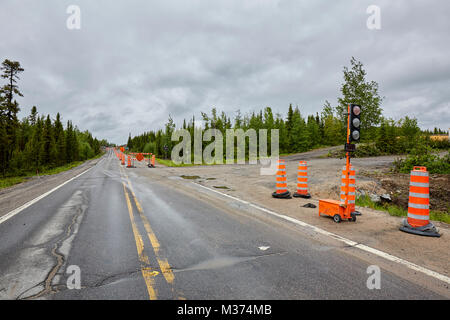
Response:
[120,166,176,300]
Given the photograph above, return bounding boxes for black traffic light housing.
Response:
[349,104,361,143]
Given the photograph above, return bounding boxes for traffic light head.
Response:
[349,104,361,143]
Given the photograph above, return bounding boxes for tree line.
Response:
[126,57,448,161]
[126,103,345,159]
[0,59,107,177]
[126,57,382,158]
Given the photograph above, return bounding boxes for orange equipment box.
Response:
[319,199,350,223]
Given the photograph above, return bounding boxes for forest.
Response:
[0,59,107,178]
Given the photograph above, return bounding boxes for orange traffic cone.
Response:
[400,167,440,237]
[121,154,125,165]
[148,154,154,168]
[126,155,132,168]
[272,160,291,199]
[293,161,311,198]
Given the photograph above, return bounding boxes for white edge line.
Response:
[194,182,450,285]
[0,164,96,225]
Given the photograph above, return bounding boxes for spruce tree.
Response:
[54,113,66,165]
[29,106,38,126]
[0,59,24,171]
[40,115,57,167]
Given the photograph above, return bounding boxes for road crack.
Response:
[18,200,86,300]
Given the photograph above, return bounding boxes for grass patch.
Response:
[180,175,201,180]
[0,162,82,190]
[0,153,104,190]
[430,211,450,224]
[356,195,450,224]
[41,161,85,175]
[0,176,28,189]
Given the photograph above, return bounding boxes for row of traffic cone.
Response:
[115,149,156,169]
[272,160,311,199]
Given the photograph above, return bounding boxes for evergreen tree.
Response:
[0,116,7,176]
[290,107,309,152]
[307,115,320,148]
[65,121,78,162]
[40,115,57,166]
[25,116,44,170]
[285,104,294,138]
[127,133,133,150]
[0,59,24,173]
[29,106,38,126]
[54,113,66,165]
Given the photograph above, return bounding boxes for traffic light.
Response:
[349,104,361,143]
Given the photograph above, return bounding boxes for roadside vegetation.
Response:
[328,116,449,174]
[0,59,108,188]
[356,194,450,224]
[1,160,82,189]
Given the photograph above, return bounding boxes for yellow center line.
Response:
[121,170,175,285]
[122,182,158,300]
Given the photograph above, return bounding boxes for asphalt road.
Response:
[0,149,446,299]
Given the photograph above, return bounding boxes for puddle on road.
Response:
[174,254,276,273]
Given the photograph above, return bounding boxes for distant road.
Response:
[0,149,446,299]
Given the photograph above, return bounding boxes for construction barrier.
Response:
[340,165,356,212]
[126,155,132,168]
[147,153,152,167]
[149,154,156,168]
[400,166,440,237]
[293,161,311,199]
[121,154,125,166]
[272,159,291,199]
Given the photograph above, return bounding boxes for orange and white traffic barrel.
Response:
[293,161,311,199]
[272,159,291,199]
[127,155,132,168]
[400,166,440,237]
[121,154,125,165]
[340,165,355,210]
[340,165,361,216]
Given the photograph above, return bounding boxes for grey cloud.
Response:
[1,0,449,144]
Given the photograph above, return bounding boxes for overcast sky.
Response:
[1,0,449,144]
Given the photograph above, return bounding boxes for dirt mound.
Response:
[379,174,449,213]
